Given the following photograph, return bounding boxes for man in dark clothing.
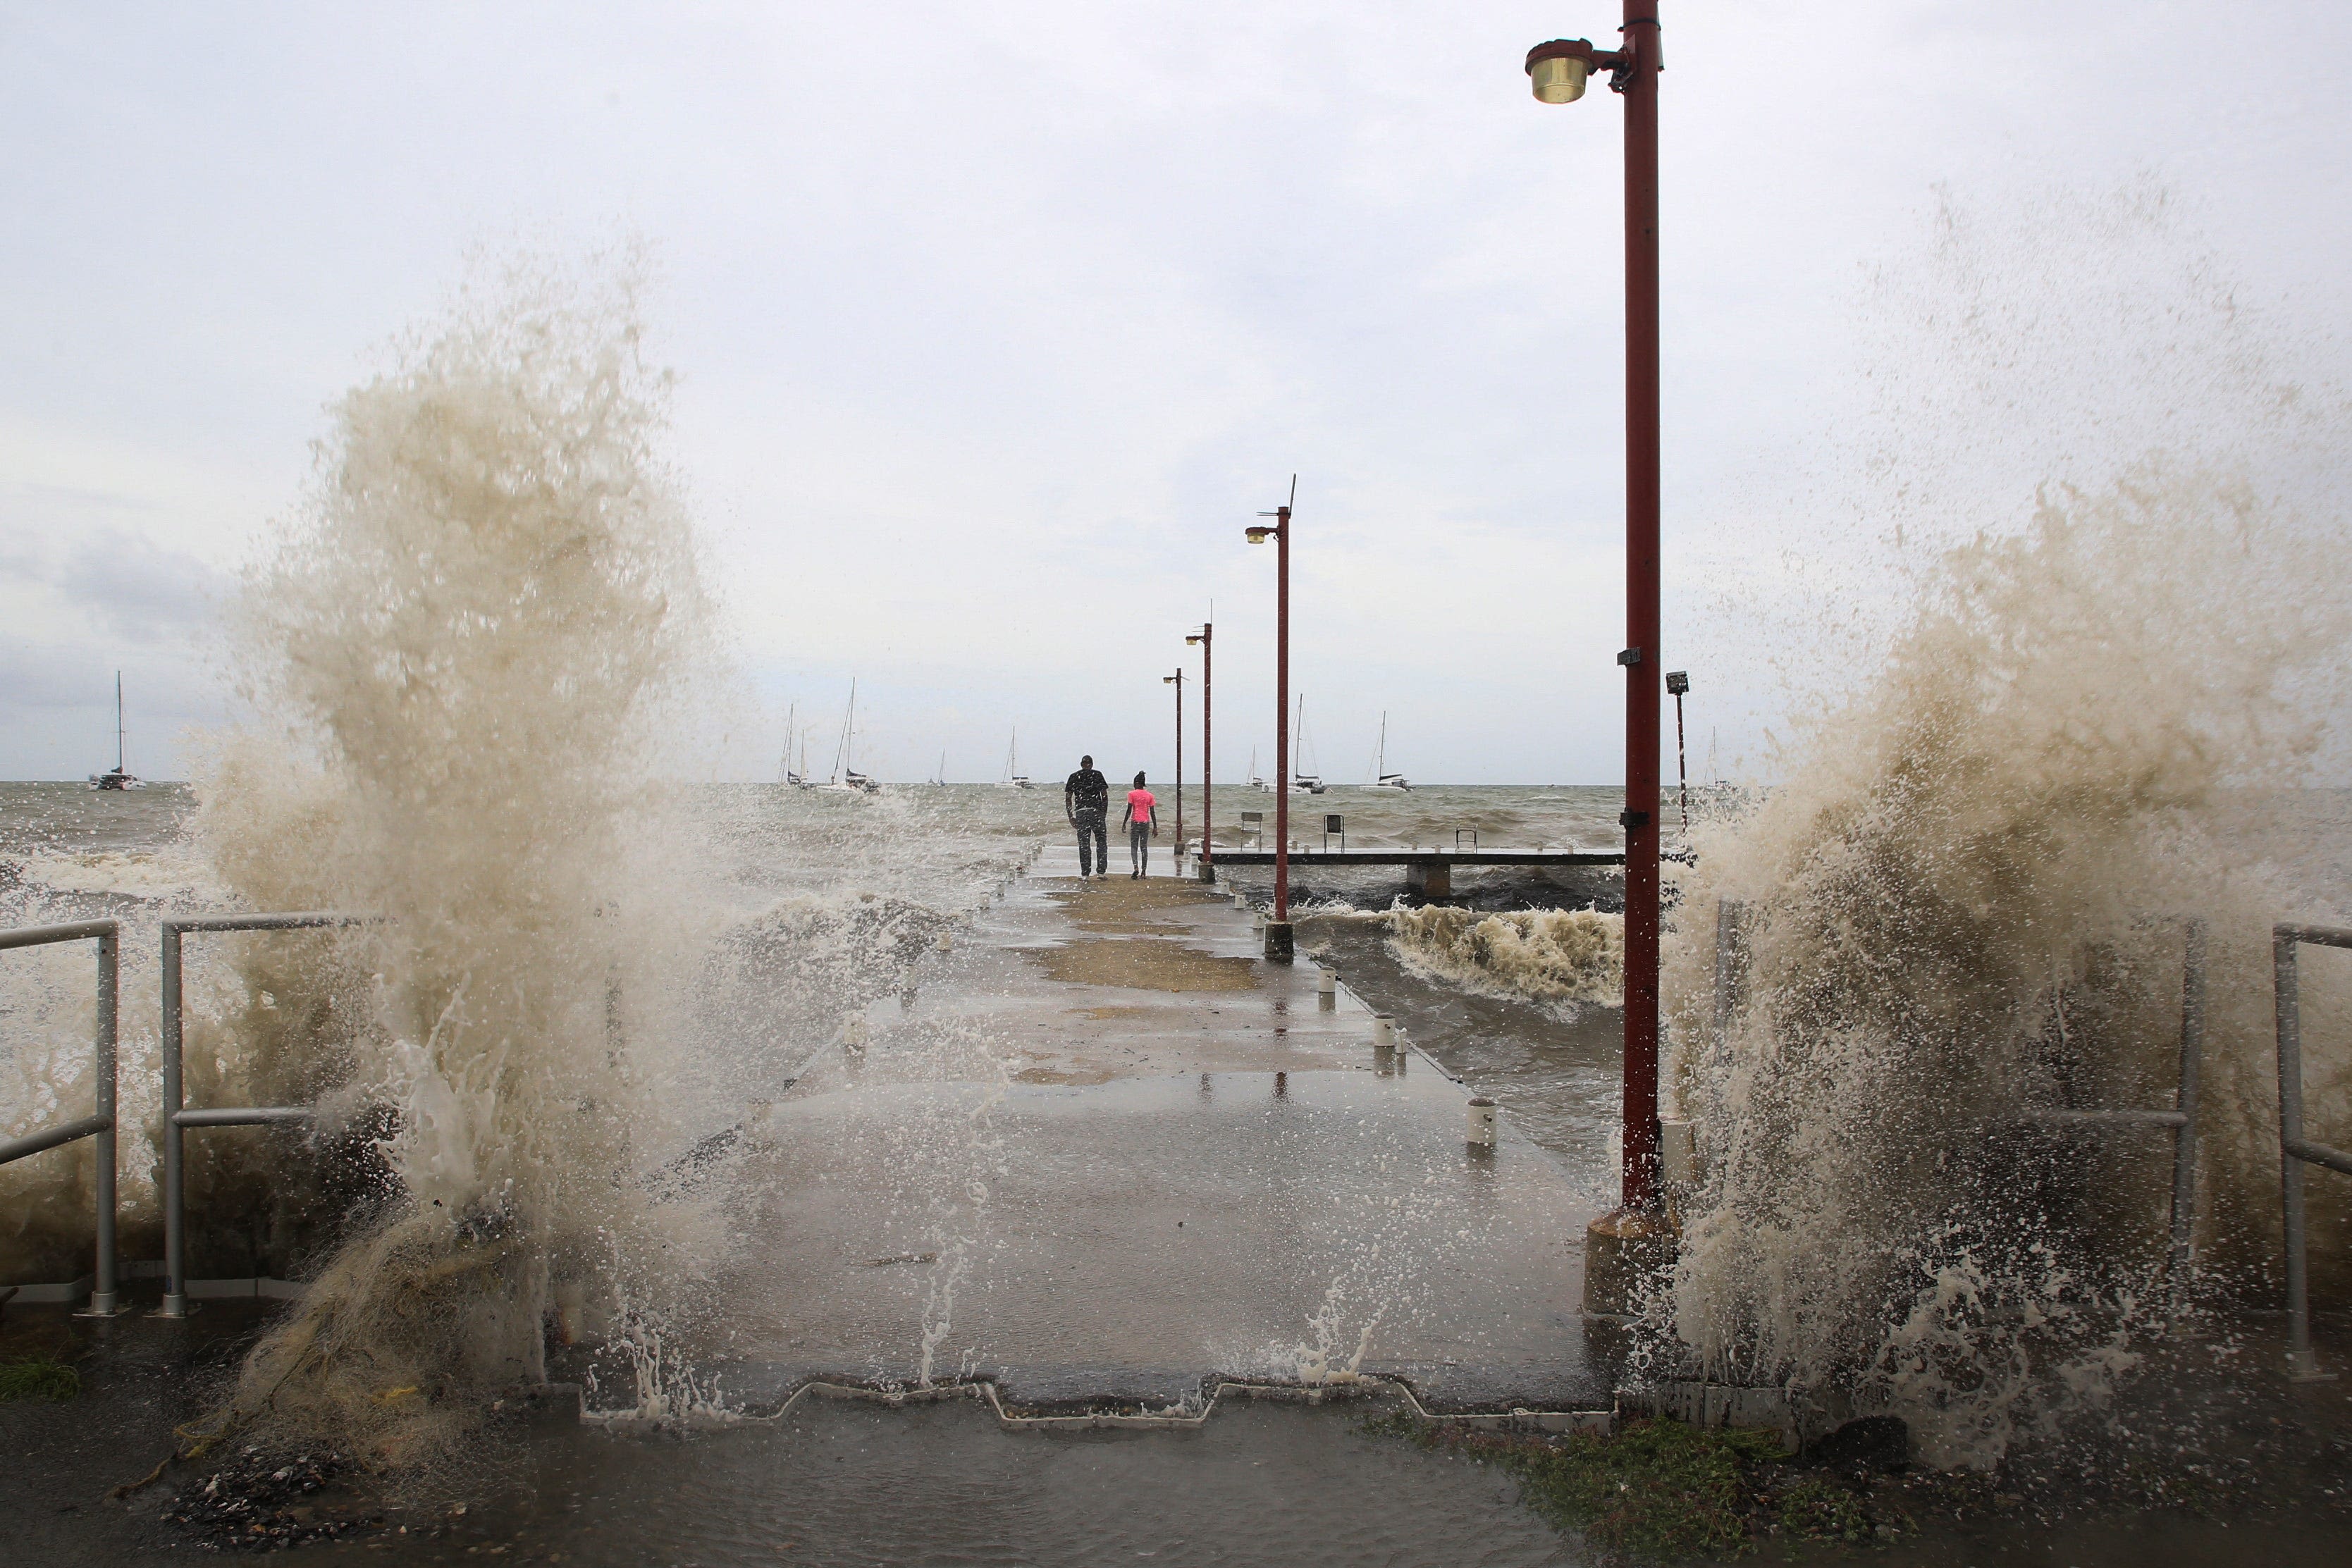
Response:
[1065,755,1110,877]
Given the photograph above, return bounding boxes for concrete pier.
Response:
[691,865,1610,1413]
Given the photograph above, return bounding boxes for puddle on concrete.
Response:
[299,1399,1580,1567]
[656,1070,1604,1412]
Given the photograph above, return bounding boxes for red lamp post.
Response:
[1186,622,1213,882]
[1247,479,1295,963]
[1162,669,1185,860]
[1525,5,1670,1312]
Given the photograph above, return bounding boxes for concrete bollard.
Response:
[1317,967,1336,996]
[1467,1097,1498,1149]
[1231,890,1248,909]
[1252,911,1267,934]
[1372,1014,1396,1047]
[842,1013,868,1051]
[937,930,953,952]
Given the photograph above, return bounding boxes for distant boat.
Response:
[812,679,882,794]
[997,728,1034,789]
[782,703,812,787]
[1289,696,1327,794]
[87,672,143,791]
[1362,711,1412,792]
[1246,746,1270,793]
[930,748,948,786]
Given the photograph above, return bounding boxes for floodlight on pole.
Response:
[1246,478,1297,963]
[1163,669,1184,857]
[1523,4,1668,1316]
[1186,623,1214,882]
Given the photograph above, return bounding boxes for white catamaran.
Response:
[1362,711,1412,791]
[87,672,143,791]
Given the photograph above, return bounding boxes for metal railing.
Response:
[0,919,123,1314]
[160,912,371,1318]
[2273,922,2352,1381]
[1702,905,2208,1292]
[2009,919,2207,1297]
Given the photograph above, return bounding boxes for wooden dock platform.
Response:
[1203,848,1625,896]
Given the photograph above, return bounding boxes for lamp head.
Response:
[1245,526,1274,545]
[1164,674,1178,685]
[1666,670,1690,696]
[1185,634,1202,646]
[1525,39,1599,104]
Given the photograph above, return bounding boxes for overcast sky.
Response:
[5,2,2350,784]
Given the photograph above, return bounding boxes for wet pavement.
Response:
[636,866,1609,1413]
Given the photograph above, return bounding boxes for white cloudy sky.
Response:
[4,1,2350,784]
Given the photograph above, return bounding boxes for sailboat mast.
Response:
[115,671,125,773]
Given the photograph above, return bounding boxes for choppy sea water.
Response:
[0,777,1639,1162]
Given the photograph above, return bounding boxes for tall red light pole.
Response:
[1525,6,1668,1314]
[1162,669,1185,858]
[1186,622,1213,882]
[1247,479,1295,962]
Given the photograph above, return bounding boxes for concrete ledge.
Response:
[186,1276,307,1301]
[585,1373,1616,1437]
[3,1273,93,1304]
[1624,1381,1797,1446]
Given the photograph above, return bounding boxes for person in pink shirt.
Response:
[1122,772,1157,879]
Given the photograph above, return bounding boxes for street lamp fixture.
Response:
[1163,669,1185,862]
[1246,479,1296,963]
[1186,624,1213,883]
[1522,4,1668,1317]
[1526,39,1603,104]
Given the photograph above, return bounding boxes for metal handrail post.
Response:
[156,910,371,1318]
[90,925,120,1314]
[2169,920,2206,1299]
[2277,926,2317,1378]
[2273,922,2352,1381]
[0,918,124,1315]
[160,922,188,1318]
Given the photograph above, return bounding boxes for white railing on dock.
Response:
[2274,922,2352,1381]
[0,919,123,1314]
[158,912,377,1319]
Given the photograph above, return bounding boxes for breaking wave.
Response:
[1385,905,1623,1014]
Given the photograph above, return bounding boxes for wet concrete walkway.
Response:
[684,864,1609,1413]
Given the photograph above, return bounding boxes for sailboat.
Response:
[997,729,1034,789]
[1246,746,1270,792]
[1362,711,1412,791]
[1288,696,1327,794]
[87,672,143,791]
[812,679,882,794]
[781,703,811,787]
[930,748,947,786]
